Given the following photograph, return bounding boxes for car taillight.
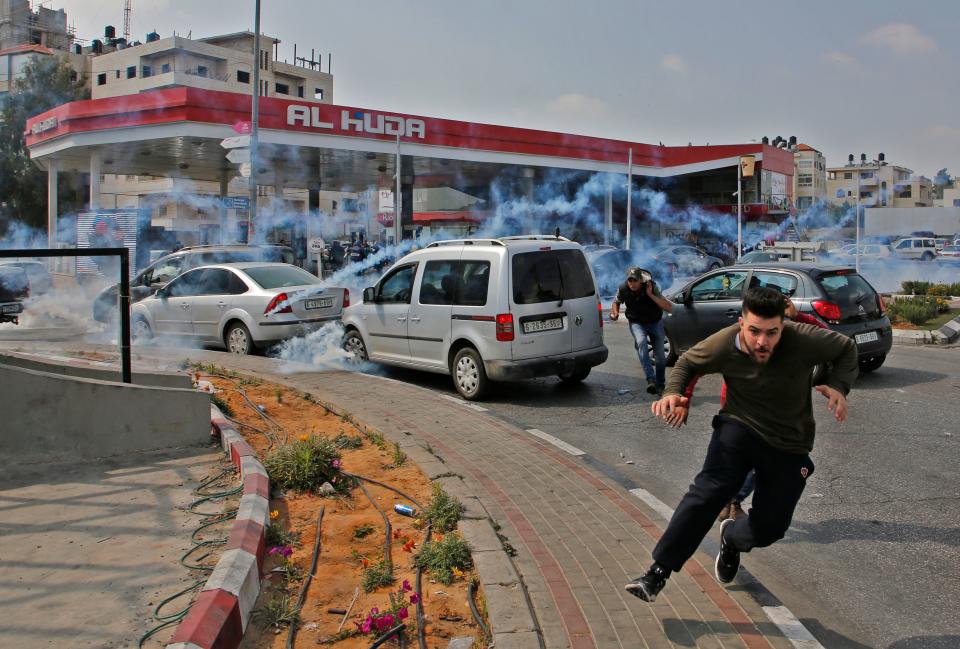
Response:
[342,288,350,308]
[811,299,841,322]
[876,293,885,315]
[496,313,514,342]
[264,292,292,315]
[598,301,604,328]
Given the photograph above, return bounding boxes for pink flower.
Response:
[369,607,379,616]
[361,617,373,634]
[402,579,412,592]
[332,459,342,469]
[409,592,420,605]
[383,613,395,627]
[397,607,408,620]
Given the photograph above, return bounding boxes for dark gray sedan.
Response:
[663,262,892,376]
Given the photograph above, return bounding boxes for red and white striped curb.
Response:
[166,405,269,649]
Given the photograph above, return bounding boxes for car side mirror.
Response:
[156,287,168,300]
[363,287,376,303]
[682,288,692,304]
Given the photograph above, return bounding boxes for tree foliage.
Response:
[0,55,88,230]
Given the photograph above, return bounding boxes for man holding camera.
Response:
[610,266,674,394]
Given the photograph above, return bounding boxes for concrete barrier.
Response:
[0,363,209,466]
[0,351,192,388]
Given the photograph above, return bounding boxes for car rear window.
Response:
[244,266,321,289]
[818,271,876,302]
[512,249,595,304]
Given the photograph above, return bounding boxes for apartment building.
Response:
[90,31,332,103]
[826,154,933,209]
[793,143,827,210]
[0,0,88,93]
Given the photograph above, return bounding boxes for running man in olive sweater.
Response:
[625,286,858,601]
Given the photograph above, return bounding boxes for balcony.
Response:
[858,175,878,186]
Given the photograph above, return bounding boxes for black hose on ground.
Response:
[367,623,406,649]
[355,480,392,566]
[285,505,325,649]
[467,578,490,643]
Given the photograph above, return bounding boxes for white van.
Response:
[341,235,608,400]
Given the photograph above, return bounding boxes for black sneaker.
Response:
[625,564,668,602]
[715,518,740,584]
[646,379,659,394]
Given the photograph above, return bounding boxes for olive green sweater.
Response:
[665,322,858,453]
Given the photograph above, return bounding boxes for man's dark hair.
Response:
[742,287,786,319]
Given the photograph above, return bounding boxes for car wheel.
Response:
[921,251,934,261]
[225,322,256,355]
[343,330,368,364]
[558,367,591,383]
[132,317,152,342]
[709,262,721,270]
[665,335,678,367]
[452,347,489,401]
[859,353,885,373]
[811,363,828,386]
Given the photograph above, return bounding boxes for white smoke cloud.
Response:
[659,55,687,75]
[860,23,936,56]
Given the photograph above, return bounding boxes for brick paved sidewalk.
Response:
[126,349,793,649]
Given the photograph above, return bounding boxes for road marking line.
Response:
[524,428,585,456]
[627,490,824,649]
[761,606,827,649]
[629,487,676,522]
[438,393,488,412]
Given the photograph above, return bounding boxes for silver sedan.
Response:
[131,262,347,354]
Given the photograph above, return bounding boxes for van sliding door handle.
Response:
[396,316,407,323]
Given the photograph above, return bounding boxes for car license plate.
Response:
[304,297,334,310]
[855,331,879,344]
[523,317,563,334]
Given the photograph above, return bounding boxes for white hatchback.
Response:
[341,235,609,400]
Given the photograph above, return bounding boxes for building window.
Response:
[297,86,304,98]
[275,82,289,95]
[161,63,170,73]
[237,70,250,83]
[97,72,107,85]
[115,70,120,79]
[158,205,167,217]
[314,87,324,100]
[843,172,853,179]
[142,65,151,77]
[860,191,872,198]
[126,65,136,79]
[798,160,813,168]
[798,175,813,187]
[69,70,77,82]
[197,65,208,77]
[861,171,874,179]
[896,186,912,199]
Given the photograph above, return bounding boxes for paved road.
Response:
[365,325,960,649]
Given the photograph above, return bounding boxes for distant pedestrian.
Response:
[625,287,857,602]
[609,266,673,394]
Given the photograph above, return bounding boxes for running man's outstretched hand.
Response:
[651,394,690,428]
[814,385,848,422]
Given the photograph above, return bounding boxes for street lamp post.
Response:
[855,181,861,273]
[737,162,743,261]
[625,148,633,250]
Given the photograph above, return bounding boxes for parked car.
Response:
[663,262,892,378]
[649,244,725,277]
[0,260,53,295]
[934,238,951,252]
[341,235,608,400]
[93,244,295,323]
[131,262,347,354]
[890,237,938,261]
[0,265,29,324]
[737,250,795,264]
[585,247,675,297]
[830,244,893,263]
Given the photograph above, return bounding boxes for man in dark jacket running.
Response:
[610,266,674,394]
[625,286,858,601]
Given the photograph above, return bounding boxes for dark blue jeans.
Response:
[628,319,666,386]
[652,415,814,572]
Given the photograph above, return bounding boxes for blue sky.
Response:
[61,0,960,177]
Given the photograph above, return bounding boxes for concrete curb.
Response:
[166,405,269,649]
[892,313,960,345]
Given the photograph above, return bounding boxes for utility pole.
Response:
[248,0,261,241]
